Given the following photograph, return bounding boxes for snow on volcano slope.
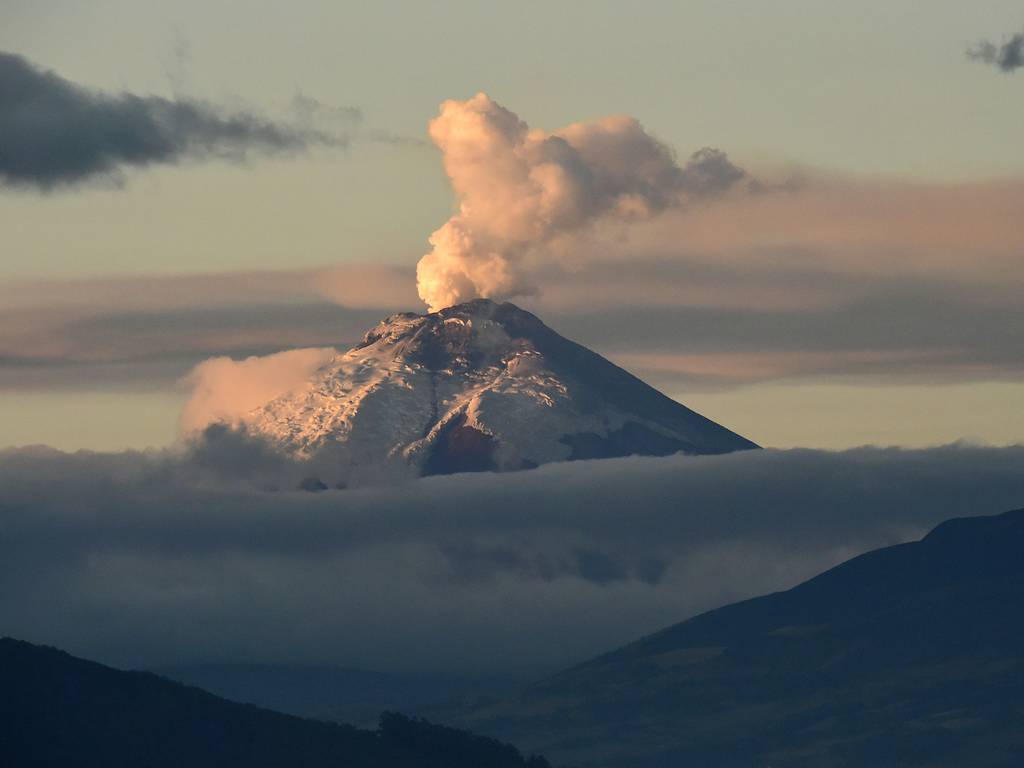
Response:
[243,299,758,481]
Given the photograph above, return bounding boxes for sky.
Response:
[1,0,1024,450]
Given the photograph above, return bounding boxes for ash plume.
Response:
[0,51,348,189]
[967,31,1024,72]
[415,93,746,312]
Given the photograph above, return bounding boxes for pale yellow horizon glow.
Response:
[683,381,1024,450]
[2,381,1022,454]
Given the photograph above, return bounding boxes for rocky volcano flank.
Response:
[244,299,757,480]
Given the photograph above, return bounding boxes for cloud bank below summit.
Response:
[2,443,1023,675]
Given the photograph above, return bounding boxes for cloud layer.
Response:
[179,348,338,433]
[2,443,1023,677]
[0,268,393,393]
[5,172,1023,397]
[0,51,347,188]
[415,93,746,311]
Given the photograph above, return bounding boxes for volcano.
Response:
[244,299,757,479]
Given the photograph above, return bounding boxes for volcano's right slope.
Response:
[455,508,1024,768]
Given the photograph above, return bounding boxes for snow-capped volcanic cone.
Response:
[244,299,758,479]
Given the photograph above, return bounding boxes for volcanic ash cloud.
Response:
[415,92,745,312]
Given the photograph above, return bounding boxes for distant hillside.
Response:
[153,662,518,729]
[0,638,549,768]
[455,508,1024,767]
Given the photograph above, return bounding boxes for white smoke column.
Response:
[415,92,744,311]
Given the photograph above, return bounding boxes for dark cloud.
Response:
[4,259,1024,395]
[548,284,1024,385]
[0,51,348,188]
[0,299,385,391]
[0,265,420,392]
[968,32,1024,72]
[678,147,748,197]
[1,443,1022,677]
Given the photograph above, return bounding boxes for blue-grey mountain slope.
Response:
[0,637,550,768]
[454,508,1024,767]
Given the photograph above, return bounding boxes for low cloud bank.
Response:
[1,443,1022,677]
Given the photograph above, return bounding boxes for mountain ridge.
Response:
[0,637,550,768]
[450,507,1024,767]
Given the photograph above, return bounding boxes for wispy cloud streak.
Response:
[0,51,352,188]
